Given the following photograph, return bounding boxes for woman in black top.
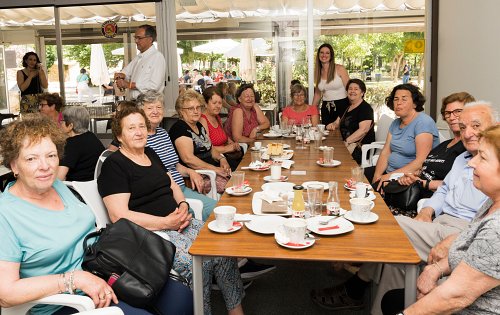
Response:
[397,91,475,196]
[330,79,375,164]
[17,52,48,113]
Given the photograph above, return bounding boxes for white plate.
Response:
[245,215,287,234]
[316,160,341,167]
[274,231,315,249]
[208,220,243,233]
[252,191,292,216]
[302,181,329,190]
[225,186,253,196]
[344,211,379,224]
[263,175,288,182]
[349,191,376,201]
[344,183,373,191]
[261,182,296,192]
[271,150,294,161]
[282,134,297,138]
[263,133,282,138]
[248,165,270,171]
[306,216,354,236]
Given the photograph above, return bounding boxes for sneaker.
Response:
[212,280,253,291]
[310,285,364,311]
[239,259,276,280]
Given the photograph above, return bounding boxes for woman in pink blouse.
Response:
[282,84,319,126]
[200,87,242,170]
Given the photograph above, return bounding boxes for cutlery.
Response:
[319,214,345,225]
[305,233,320,240]
[235,219,252,223]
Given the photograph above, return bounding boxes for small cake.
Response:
[267,143,284,156]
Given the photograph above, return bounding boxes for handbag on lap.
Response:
[82,218,176,308]
[382,180,422,217]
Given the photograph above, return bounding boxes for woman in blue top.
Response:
[371,84,439,191]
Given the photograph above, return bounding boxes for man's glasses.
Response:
[443,108,463,119]
[182,105,204,113]
[134,35,151,41]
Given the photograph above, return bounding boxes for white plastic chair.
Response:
[2,294,123,315]
[416,198,429,213]
[193,170,219,201]
[94,149,114,179]
[360,114,394,168]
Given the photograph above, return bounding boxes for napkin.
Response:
[258,191,289,214]
[318,225,340,231]
[280,160,294,169]
[258,191,282,203]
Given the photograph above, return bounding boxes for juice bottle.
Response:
[292,185,306,218]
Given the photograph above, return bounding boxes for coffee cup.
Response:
[355,183,367,198]
[349,198,374,221]
[254,141,262,150]
[283,218,307,244]
[214,206,236,230]
[270,163,282,180]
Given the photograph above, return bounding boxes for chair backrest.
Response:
[375,114,394,142]
[68,180,111,229]
[94,149,114,180]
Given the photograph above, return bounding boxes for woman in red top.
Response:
[200,87,243,171]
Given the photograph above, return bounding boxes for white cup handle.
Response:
[370,201,375,210]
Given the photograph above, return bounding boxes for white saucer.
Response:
[250,146,262,151]
[306,216,354,236]
[274,232,315,249]
[282,134,297,138]
[302,181,329,190]
[225,186,253,196]
[245,215,287,234]
[316,160,341,167]
[343,211,379,224]
[263,133,281,138]
[344,183,373,191]
[261,182,296,193]
[208,220,243,233]
[263,175,288,182]
[349,191,376,200]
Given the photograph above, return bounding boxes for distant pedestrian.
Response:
[76,68,93,104]
[402,60,410,84]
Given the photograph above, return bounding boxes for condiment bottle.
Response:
[292,185,306,218]
[326,181,341,216]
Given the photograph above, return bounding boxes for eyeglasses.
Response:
[134,35,151,41]
[182,105,204,113]
[39,102,49,107]
[293,93,305,97]
[444,108,463,119]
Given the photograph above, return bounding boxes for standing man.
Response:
[402,60,410,84]
[115,25,165,100]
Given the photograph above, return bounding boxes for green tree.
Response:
[45,45,57,72]
[64,43,123,70]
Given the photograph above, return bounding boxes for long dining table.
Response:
[189,130,420,314]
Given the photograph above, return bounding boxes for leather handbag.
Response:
[82,218,176,308]
[382,180,422,212]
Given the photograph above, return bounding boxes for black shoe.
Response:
[239,259,276,280]
[311,285,364,311]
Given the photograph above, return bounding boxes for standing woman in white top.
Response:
[312,43,350,130]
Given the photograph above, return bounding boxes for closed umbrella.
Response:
[90,44,110,104]
[239,39,256,82]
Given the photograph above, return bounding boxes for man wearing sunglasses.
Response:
[115,24,165,100]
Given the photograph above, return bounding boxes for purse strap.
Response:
[82,229,103,251]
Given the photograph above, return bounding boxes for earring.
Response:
[14,173,18,178]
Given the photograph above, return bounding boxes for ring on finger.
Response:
[99,295,106,300]
[105,290,112,295]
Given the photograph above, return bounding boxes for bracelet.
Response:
[68,270,75,294]
[57,273,64,294]
[178,200,190,209]
[433,262,444,279]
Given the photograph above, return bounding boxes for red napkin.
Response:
[285,241,311,247]
[318,225,340,231]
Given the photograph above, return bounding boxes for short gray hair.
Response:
[62,106,89,133]
[464,101,500,123]
[136,90,164,108]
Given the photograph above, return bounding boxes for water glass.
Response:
[351,166,364,184]
[251,150,261,163]
[313,131,323,149]
[323,147,334,164]
[307,184,324,217]
[231,171,245,192]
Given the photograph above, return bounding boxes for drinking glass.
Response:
[307,184,324,217]
[295,125,305,149]
[351,166,364,184]
[231,171,245,192]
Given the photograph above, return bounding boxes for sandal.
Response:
[311,285,364,311]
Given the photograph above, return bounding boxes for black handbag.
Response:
[382,180,422,212]
[82,218,176,308]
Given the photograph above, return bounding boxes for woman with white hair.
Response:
[57,106,105,181]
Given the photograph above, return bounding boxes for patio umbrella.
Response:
[239,38,256,82]
[192,39,240,54]
[90,44,110,104]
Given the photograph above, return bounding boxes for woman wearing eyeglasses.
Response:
[395,92,474,198]
[38,92,64,126]
[224,84,270,143]
[281,83,319,126]
[169,90,231,194]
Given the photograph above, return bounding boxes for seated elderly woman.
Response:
[382,125,500,315]
[329,79,375,164]
[281,83,319,126]
[38,92,64,126]
[368,84,440,191]
[0,115,193,315]
[169,90,232,195]
[98,106,245,315]
[200,87,243,171]
[394,92,474,201]
[57,106,105,181]
[224,83,270,143]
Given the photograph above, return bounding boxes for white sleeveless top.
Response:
[317,72,347,101]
